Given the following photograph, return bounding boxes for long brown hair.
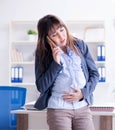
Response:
[36,14,79,71]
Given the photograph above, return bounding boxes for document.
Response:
[22,101,36,110]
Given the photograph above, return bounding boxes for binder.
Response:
[97,45,101,61]
[18,66,23,83]
[101,45,105,61]
[98,66,106,82]
[14,66,19,82]
[97,45,105,61]
[98,67,102,82]
[11,67,15,83]
[11,66,23,83]
[101,66,106,82]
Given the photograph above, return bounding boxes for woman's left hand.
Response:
[62,87,83,102]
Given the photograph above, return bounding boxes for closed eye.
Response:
[60,27,64,32]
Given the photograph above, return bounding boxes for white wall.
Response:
[1,0,115,102]
[1,0,115,130]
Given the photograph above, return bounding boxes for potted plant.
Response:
[27,29,37,41]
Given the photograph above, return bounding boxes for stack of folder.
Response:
[11,66,23,83]
[90,103,115,112]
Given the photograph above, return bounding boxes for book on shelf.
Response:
[11,48,23,62]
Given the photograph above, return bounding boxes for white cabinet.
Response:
[9,21,39,103]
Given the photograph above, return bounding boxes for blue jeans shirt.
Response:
[48,46,87,109]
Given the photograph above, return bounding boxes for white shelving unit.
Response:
[9,20,107,103]
[9,21,39,103]
[66,20,108,105]
[66,20,107,85]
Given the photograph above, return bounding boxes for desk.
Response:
[92,111,115,130]
[11,110,48,130]
[11,109,115,130]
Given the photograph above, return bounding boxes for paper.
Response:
[22,101,36,110]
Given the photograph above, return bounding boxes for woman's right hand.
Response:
[47,36,61,64]
[51,46,61,65]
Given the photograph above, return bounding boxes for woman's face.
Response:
[48,25,67,49]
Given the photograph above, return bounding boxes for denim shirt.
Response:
[48,46,87,109]
[35,39,99,107]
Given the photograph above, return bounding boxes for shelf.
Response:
[11,20,37,24]
[10,82,35,86]
[85,41,105,44]
[97,82,109,87]
[95,61,106,64]
[11,61,34,65]
[66,20,104,29]
[12,41,37,45]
